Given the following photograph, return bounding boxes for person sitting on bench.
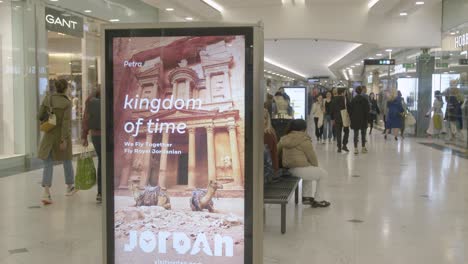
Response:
[277,119,331,208]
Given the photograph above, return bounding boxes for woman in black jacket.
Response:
[349,86,370,155]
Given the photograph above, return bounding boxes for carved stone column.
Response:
[228,124,242,185]
[139,133,153,188]
[188,127,196,189]
[119,136,135,189]
[158,131,170,189]
[206,125,216,182]
[223,69,232,99]
[205,73,212,103]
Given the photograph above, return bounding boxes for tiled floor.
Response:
[0,134,467,264]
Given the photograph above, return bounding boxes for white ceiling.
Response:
[215,0,367,8]
[265,39,361,78]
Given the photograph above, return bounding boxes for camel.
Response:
[190,181,223,213]
[129,182,171,210]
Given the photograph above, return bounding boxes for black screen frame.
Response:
[104,26,255,264]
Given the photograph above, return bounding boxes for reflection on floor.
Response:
[264,135,468,264]
[0,135,467,264]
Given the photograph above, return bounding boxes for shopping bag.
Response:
[433,114,443,130]
[341,109,350,127]
[75,152,96,190]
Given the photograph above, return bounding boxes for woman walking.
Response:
[38,79,76,205]
[323,91,334,143]
[368,92,380,135]
[426,91,444,138]
[349,86,370,154]
[384,90,405,141]
[277,119,331,208]
[311,94,325,143]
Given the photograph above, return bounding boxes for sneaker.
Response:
[342,146,349,152]
[96,193,102,203]
[311,200,331,208]
[321,139,326,144]
[337,148,342,153]
[66,186,77,196]
[41,192,52,205]
[362,147,368,153]
[354,149,359,155]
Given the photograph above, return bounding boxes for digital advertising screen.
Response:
[282,87,308,120]
[105,27,254,264]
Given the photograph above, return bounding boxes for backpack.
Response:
[264,144,275,184]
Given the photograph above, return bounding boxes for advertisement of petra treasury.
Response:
[105,26,254,264]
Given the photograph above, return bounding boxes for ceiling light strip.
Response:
[264,57,307,78]
[201,0,224,12]
[327,43,362,67]
[368,0,380,9]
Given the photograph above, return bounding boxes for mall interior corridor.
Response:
[0,135,466,264]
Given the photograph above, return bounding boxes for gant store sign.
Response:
[45,7,83,38]
[454,33,468,48]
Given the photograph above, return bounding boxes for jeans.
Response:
[323,115,333,140]
[91,136,102,195]
[290,166,327,201]
[42,153,74,187]
[353,129,367,148]
[313,117,323,140]
[335,123,349,149]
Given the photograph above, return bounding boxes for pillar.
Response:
[139,133,153,188]
[158,132,170,189]
[223,69,232,99]
[188,128,196,189]
[372,70,380,95]
[118,136,135,189]
[206,126,216,182]
[228,124,242,185]
[205,73,212,102]
[416,49,435,137]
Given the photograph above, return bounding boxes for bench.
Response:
[264,176,301,234]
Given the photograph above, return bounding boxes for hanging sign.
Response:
[45,7,83,38]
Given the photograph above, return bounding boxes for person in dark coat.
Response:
[330,88,350,153]
[368,92,380,134]
[385,90,405,141]
[349,86,370,154]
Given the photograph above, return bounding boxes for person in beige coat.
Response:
[278,119,330,208]
[38,79,76,205]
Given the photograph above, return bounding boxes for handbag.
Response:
[405,112,416,126]
[40,95,57,133]
[340,96,350,127]
[75,150,97,190]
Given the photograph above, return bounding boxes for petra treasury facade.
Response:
[113,35,246,193]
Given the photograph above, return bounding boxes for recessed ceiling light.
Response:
[415,1,424,5]
[50,0,59,2]
[400,12,408,16]
[355,63,360,65]
[450,53,453,56]
[351,66,355,68]
[369,57,374,59]
[165,8,174,11]
[185,17,194,21]
[386,49,393,52]
[84,10,92,13]
[0,1,4,3]
[109,19,120,22]
[376,53,383,56]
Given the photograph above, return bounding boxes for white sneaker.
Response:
[362,147,368,153]
[66,186,77,196]
[41,192,52,205]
